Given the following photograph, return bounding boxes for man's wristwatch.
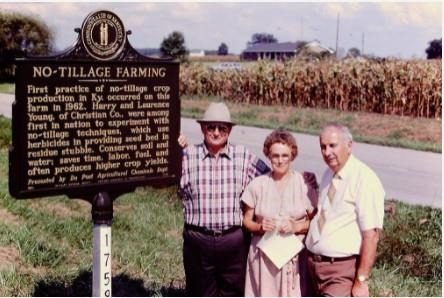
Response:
[357,275,369,282]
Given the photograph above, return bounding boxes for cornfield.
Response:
[179,59,442,118]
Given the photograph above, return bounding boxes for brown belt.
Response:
[308,250,357,263]
[184,224,241,237]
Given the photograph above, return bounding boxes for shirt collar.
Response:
[201,142,232,160]
[333,154,356,180]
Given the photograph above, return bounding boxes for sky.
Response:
[0,1,442,59]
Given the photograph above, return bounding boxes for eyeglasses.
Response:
[205,124,230,133]
[270,153,291,162]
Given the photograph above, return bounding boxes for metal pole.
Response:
[93,224,112,297]
[362,32,365,55]
[91,192,113,297]
[300,17,303,40]
[335,13,340,58]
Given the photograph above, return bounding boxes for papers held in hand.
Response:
[257,231,304,269]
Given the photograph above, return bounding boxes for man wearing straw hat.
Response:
[178,102,270,296]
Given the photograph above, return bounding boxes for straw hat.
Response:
[197,102,235,125]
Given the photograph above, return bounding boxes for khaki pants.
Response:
[307,253,357,297]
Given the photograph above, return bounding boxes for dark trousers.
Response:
[183,227,249,297]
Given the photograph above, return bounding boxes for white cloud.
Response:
[321,2,364,19]
[377,2,441,28]
[133,2,157,13]
[170,2,207,23]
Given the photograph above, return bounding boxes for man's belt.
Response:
[184,224,241,237]
[308,250,357,263]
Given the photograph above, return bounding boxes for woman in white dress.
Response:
[242,129,317,297]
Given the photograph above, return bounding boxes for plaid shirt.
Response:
[179,142,269,231]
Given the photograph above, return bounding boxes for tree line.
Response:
[0,11,441,81]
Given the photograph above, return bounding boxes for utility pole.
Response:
[335,13,340,58]
[300,17,304,40]
[361,32,365,55]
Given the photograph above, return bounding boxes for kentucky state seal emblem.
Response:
[81,10,126,60]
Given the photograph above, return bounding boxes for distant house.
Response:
[189,49,205,57]
[241,42,300,61]
[297,40,335,58]
[241,40,336,61]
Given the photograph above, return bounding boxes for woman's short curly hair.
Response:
[263,129,298,161]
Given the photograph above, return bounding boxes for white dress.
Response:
[241,171,315,297]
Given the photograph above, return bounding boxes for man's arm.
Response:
[352,228,380,297]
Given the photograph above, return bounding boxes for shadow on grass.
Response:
[33,270,186,297]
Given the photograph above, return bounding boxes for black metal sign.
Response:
[9,10,181,199]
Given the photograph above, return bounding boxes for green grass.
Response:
[370,200,442,296]
[0,83,14,94]
[0,116,12,149]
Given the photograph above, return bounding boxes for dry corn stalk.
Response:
[179,59,442,119]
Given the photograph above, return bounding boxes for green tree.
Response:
[248,33,278,47]
[0,11,54,81]
[217,42,228,55]
[346,47,361,58]
[425,38,442,59]
[160,31,189,62]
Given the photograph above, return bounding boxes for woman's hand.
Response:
[278,216,310,234]
[279,219,296,234]
[261,217,277,232]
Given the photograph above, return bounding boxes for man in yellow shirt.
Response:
[305,123,385,296]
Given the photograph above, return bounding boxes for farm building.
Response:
[241,40,335,60]
[298,40,335,58]
[241,42,300,60]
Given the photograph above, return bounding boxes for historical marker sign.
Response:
[9,10,181,199]
[81,11,126,61]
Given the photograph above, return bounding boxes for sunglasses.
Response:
[205,124,230,133]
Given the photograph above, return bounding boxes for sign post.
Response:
[9,10,180,297]
[93,224,112,297]
[92,192,113,297]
